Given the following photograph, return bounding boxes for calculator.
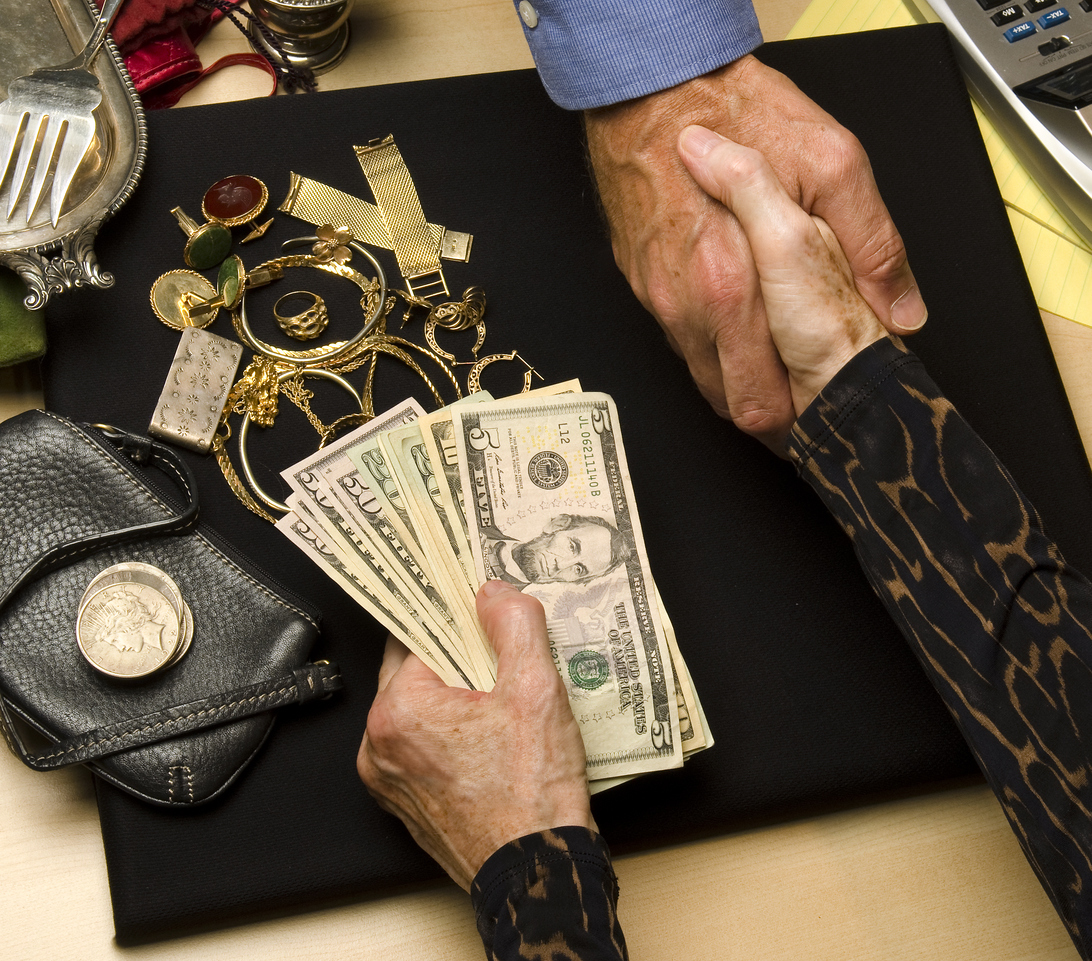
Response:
[909,0,1092,244]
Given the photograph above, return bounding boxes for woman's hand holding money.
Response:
[357,580,596,891]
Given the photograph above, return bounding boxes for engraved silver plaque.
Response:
[148,327,243,454]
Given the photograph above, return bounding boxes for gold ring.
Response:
[274,291,330,340]
[232,240,387,366]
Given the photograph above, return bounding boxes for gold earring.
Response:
[466,350,543,395]
[423,287,488,362]
[424,316,486,362]
[430,286,486,331]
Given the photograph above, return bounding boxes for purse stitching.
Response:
[34,682,296,762]
[168,765,194,804]
[0,705,18,756]
[42,412,320,630]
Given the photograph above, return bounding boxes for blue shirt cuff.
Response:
[512,0,763,110]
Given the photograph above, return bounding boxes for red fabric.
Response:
[138,50,278,108]
[124,29,202,96]
[105,0,277,108]
[97,0,212,55]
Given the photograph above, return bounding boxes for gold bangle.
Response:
[232,242,387,366]
[237,367,363,513]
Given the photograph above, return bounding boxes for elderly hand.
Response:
[584,54,924,449]
[357,580,595,891]
[677,125,888,414]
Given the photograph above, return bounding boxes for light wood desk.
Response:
[1,2,1088,958]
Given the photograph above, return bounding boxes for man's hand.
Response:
[357,580,595,891]
[677,125,888,413]
[584,54,925,449]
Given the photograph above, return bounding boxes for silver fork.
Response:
[0,0,128,228]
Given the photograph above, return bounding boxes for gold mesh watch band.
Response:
[355,135,449,302]
[278,172,473,265]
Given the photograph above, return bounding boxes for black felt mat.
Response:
[40,23,1092,942]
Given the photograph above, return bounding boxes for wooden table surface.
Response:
[1,1,1088,958]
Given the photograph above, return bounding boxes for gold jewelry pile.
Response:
[148,143,541,524]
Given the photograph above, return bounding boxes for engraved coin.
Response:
[77,583,182,679]
[78,564,190,677]
[163,601,194,669]
[150,269,219,330]
[80,562,186,627]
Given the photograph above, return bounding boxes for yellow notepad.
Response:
[789,0,1092,326]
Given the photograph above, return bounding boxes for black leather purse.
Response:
[0,409,341,806]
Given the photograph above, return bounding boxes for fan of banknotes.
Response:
[277,380,712,788]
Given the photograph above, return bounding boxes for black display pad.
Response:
[40,24,1092,943]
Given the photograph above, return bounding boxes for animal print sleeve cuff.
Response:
[788,336,1092,959]
[472,826,628,960]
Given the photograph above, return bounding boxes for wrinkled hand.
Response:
[584,54,925,449]
[677,125,888,413]
[357,580,595,891]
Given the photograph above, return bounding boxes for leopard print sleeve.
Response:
[788,336,1092,959]
[471,826,628,961]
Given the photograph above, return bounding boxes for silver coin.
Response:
[162,601,194,669]
[76,582,182,679]
[79,562,186,625]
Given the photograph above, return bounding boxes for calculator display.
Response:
[1017,55,1092,108]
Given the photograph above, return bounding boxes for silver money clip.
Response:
[148,327,243,454]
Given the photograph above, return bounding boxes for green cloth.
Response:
[0,268,46,367]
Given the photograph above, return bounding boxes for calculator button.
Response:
[976,0,1009,8]
[1026,0,1056,10]
[1005,20,1038,38]
[1038,7,1070,26]
[1082,0,1092,12]
[1039,35,1071,52]
[993,5,1024,23]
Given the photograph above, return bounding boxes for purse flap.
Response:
[0,410,322,805]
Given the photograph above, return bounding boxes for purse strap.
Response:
[0,661,343,770]
[0,424,200,611]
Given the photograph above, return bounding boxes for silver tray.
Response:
[0,0,146,309]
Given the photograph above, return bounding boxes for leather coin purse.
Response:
[0,410,341,806]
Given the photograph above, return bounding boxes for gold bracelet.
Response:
[355,136,450,302]
[279,172,473,264]
[236,367,363,514]
[232,243,387,366]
